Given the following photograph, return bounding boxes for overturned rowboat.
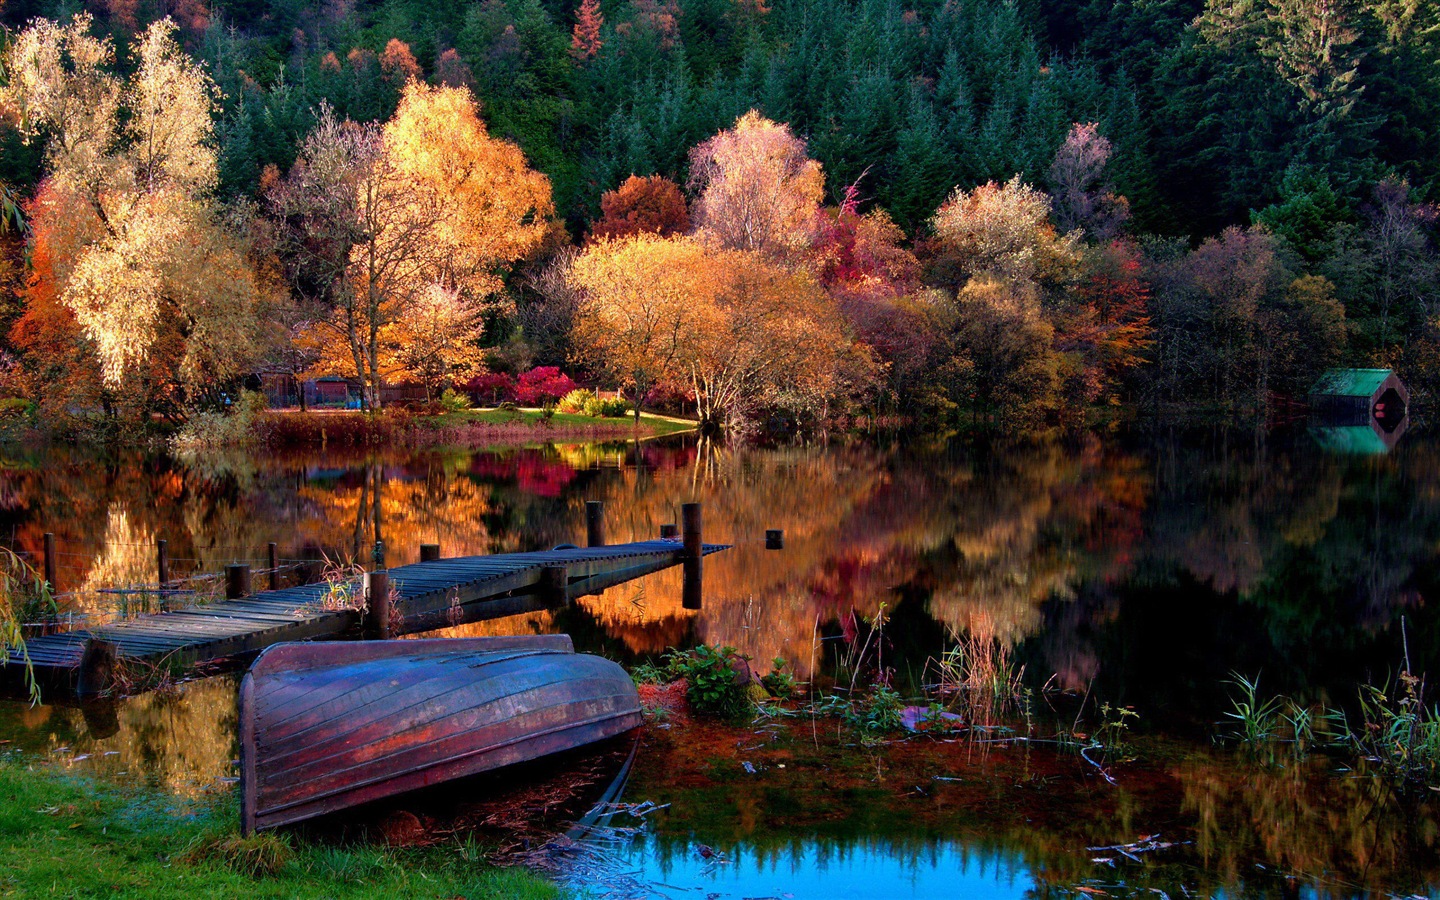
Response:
[239,635,642,833]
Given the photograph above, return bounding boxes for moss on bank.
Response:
[0,762,559,899]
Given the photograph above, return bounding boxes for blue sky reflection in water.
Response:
[603,836,1032,900]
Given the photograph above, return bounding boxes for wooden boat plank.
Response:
[257,649,571,744]
[259,688,641,813]
[259,656,597,764]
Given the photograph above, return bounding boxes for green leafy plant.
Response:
[582,396,631,418]
[438,388,470,413]
[845,682,904,735]
[760,656,797,700]
[1097,702,1139,757]
[556,389,595,414]
[665,644,752,721]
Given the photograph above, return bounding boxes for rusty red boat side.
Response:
[239,636,642,833]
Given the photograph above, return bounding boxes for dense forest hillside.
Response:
[0,0,1436,435]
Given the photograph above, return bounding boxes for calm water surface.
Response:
[0,426,1437,897]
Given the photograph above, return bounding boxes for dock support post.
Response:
[682,502,702,610]
[42,532,56,591]
[268,543,279,591]
[157,539,169,588]
[420,543,441,562]
[365,571,392,639]
[372,540,386,571]
[766,529,785,550]
[660,523,679,539]
[77,638,117,698]
[226,564,252,600]
[586,501,605,547]
[541,566,569,605]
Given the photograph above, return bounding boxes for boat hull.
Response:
[240,636,642,832]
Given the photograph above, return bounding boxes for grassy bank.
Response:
[420,407,697,439]
[173,404,697,452]
[0,762,559,899]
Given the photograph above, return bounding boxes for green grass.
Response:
[0,762,560,899]
[426,407,696,437]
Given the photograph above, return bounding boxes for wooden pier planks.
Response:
[3,540,727,693]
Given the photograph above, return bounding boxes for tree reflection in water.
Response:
[0,430,1435,891]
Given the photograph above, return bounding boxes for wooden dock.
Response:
[4,539,727,697]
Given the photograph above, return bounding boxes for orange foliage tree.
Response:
[269,83,554,407]
[571,0,604,60]
[590,175,689,240]
[570,234,872,428]
[1054,241,1154,406]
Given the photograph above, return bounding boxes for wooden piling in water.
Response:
[157,539,169,587]
[268,543,279,591]
[586,501,605,547]
[682,503,702,610]
[420,543,441,562]
[372,540,386,570]
[226,564,252,600]
[77,639,117,698]
[365,571,391,639]
[42,533,56,591]
[660,523,679,539]
[541,566,569,605]
[766,529,784,550]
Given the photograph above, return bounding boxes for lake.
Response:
[0,424,1436,897]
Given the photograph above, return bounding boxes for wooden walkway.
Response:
[5,540,726,696]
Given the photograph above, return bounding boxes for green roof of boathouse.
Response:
[1310,368,1394,398]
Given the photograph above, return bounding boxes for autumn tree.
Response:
[591,175,689,240]
[569,234,717,418]
[929,176,1080,294]
[1,15,277,418]
[571,0,604,61]
[571,233,872,428]
[1053,241,1153,407]
[269,83,554,408]
[1049,123,1130,240]
[384,284,486,399]
[682,250,874,429]
[950,277,1060,425]
[1148,225,1341,411]
[688,111,824,258]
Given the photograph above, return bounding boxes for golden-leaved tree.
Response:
[568,234,719,418]
[1,15,278,416]
[570,234,872,428]
[269,82,554,408]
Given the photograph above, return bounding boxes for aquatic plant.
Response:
[760,656,798,700]
[1332,671,1440,788]
[926,629,1028,730]
[313,556,367,612]
[629,659,670,686]
[664,644,753,721]
[844,682,904,735]
[1096,702,1140,759]
[1223,673,1286,746]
